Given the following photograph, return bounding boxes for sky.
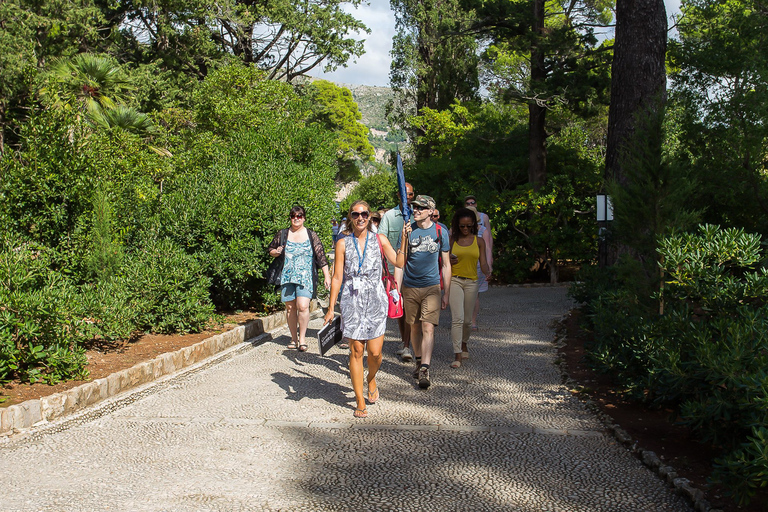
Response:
[315,0,683,88]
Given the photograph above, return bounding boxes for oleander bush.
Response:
[572,225,768,504]
[0,234,88,384]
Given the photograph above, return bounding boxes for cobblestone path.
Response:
[0,286,692,511]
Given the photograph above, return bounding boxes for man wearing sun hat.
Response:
[401,194,451,389]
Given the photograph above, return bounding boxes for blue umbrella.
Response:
[396,152,411,221]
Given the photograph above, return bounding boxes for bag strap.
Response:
[375,234,392,278]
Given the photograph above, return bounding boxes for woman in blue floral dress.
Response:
[324,201,410,418]
[268,205,331,351]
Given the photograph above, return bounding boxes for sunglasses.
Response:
[465,201,476,206]
[349,211,370,220]
[459,224,473,229]
[290,213,304,219]
[412,205,427,212]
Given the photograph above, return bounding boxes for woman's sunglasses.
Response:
[465,201,476,206]
[349,211,370,220]
[290,213,304,219]
[459,224,473,229]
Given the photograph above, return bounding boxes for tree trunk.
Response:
[528,0,547,191]
[605,0,667,265]
[605,0,667,187]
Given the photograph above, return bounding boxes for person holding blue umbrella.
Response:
[379,180,415,361]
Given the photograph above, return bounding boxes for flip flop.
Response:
[353,408,368,418]
[287,341,298,349]
[298,344,308,352]
[367,387,380,404]
[450,360,461,369]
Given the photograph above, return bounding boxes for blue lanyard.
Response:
[353,231,369,275]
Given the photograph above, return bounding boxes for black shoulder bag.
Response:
[266,229,288,286]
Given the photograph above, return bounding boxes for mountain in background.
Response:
[308,79,407,167]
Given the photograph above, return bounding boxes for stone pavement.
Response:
[0,286,692,511]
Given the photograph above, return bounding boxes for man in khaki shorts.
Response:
[401,195,451,388]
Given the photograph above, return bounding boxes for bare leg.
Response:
[285,299,298,344]
[410,322,423,358]
[397,315,411,348]
[366,335,384,397]
[420,322,436,366]
[349,338,367,412]
[296,296,311,346]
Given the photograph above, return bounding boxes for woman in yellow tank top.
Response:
[448,208,491,368]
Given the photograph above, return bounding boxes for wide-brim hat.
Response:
[465,206,481,222]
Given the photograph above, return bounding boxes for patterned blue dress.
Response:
[340,232,387,340]
[281,239,314,294]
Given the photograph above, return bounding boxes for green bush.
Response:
[160,123,337,309]
[0,235,88,384]
[574,225,768,505]
[75,278,137,342]
[712,427,768,505]
[122,236,215,334]
[340,171,398,212]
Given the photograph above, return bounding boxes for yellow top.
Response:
[451,237,479,279]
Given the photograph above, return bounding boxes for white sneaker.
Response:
[401,347,414,362]
[396,347,405,356]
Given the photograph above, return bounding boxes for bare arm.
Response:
[478,237,491,277]
[320,264,331,290]
[440,251,452,309]
[378,224,411,269]
[482,227,493,266]
[323,238,346,325]
[483,213,493,253]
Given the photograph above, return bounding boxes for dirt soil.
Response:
[559,310,768,512]
[0,310,265,408]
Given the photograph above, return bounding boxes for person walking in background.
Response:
[331,218,340,243]
[431,209,448,233]
[268,205,331,352]
[402,195,451,389]
[324,201,409,418]
[464,195,493,253]
[370,210,382,232]
[465,205,493,329]
[448,208,491,368]
[379,182,415,362]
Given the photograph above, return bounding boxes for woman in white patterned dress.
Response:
[324,200,409,418]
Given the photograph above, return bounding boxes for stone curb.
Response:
[552,312,722,512]
[0,302,321,437]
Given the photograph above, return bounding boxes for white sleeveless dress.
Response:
[339,232,388,340]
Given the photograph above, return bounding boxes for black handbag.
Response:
[266,229,287,285]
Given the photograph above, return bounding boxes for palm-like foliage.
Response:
[87,105,157,136]
[42,54,134,113]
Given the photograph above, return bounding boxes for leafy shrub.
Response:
[340,171,397,212]
[121,236,214,334]
[574,224,768,505]
[0,235,88,384]
[712,427,768,505]
[75,278,137,342]
[160,122,337,309]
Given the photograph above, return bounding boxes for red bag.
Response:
[376,234,404,318]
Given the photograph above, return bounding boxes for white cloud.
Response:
[314,0,395,87]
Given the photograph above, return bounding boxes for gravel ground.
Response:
[0,286,692,512]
